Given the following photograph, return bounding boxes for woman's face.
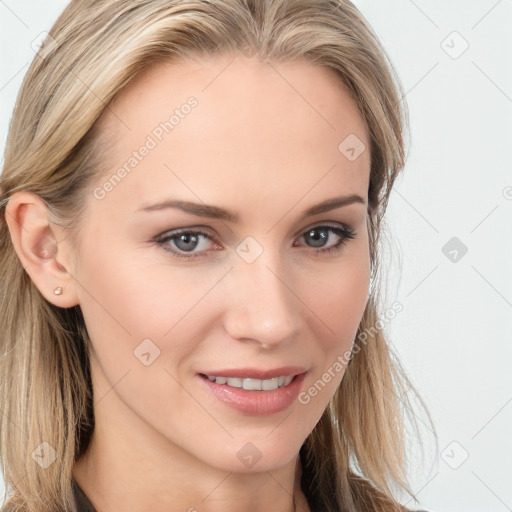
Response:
[72,53,371,472]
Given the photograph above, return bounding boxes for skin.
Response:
[6,53,371,511]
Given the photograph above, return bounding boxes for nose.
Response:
[221,251,300,348]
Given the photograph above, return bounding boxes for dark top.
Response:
[72,479,96,512]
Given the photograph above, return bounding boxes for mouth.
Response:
[196,367,308,416]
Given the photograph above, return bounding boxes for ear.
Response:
[4,191,80,308]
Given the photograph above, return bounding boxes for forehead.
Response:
[92,54,370,218]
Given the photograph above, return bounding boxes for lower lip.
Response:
[197,372,307,416]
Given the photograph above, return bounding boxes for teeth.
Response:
[262,377,279,390]
[227,377,243,388]
[206,375,294,390]
[243,378,262,390]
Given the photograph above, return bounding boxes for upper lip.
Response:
[199,366,307,380]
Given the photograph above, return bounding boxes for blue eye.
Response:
[156,229,216,259]
[155,224,356,260]
[295,225,356,256]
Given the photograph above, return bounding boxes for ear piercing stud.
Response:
[54,286,63,295]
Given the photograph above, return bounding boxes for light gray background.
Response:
[1,1,511,511]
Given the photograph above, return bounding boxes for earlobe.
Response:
[4,191,79,308]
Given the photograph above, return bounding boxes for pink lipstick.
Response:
[197,366,307,416]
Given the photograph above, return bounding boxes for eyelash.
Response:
[154,224,357,260]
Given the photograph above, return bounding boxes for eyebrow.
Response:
[138,194,366,222]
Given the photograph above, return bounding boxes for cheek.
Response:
[324,261,370,344]
[74,232,231,379]
[297,242,370,405]
[304,242,370,348]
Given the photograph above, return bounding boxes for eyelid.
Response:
[156,225,219,242]
[297,220,353,236]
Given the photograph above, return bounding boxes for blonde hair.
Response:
[0,1,435,511]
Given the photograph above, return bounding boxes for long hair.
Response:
[0,1,435,510]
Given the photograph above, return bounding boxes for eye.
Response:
[156,229,220,259]
[293,224,356,256]
[154,223,356,260]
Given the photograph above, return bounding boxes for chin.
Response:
[197,434,304,474]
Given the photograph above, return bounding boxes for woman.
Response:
[0,1,435,511]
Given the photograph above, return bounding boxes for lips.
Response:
[197,369,308,416]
